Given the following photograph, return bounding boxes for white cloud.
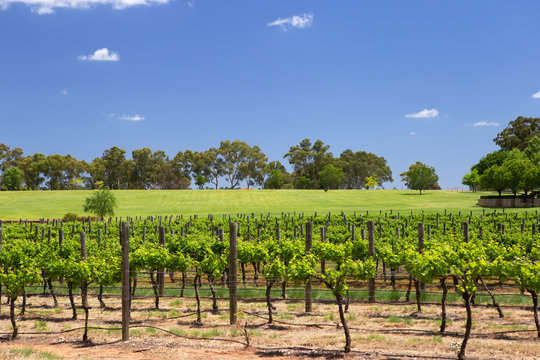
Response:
[110,113,145,121]
[0,0,169,14]
[532,91,540,99]
[187,1,193,7]
[405,108,439,118]
[79,48,119,62]
[268,13,313,30]
[60,88,68,95]
[409,132,416,136]
[472,121,499,127]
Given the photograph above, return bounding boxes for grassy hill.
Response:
[0,189,509,220]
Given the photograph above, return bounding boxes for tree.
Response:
[400,162,438,195]
[194,174,209,189]
[479,165,510,197]
[2,168,23,190]
[471,150,508,176]
[16,153,47,189]
[238,144,268,189]
[338,149,393,189]
[318,164,344,191]
[365,175,378,189]
[101,146,127,189]
[494,117,540,150]
[83,188,118,219]
[264,169,283,189]
[462,169,480,192]
[284,139,333,188]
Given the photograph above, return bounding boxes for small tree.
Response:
[264,169,283,189]
[2,167,23,191]
[83,188,118,219]
[365,175,379,189]
[462,169,480,192]
[400,162,438,195]
[479,165,510,197]
[318,164,343,191]
[194,174,209,189]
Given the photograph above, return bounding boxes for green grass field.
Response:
[0,189,512,219]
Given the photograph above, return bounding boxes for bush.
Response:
[62,213,78,222]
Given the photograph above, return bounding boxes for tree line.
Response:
[463,116,540,197]
[0,139,393,191]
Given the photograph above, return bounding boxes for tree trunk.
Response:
[194,274,201,323]
[266,281,274,324]
[479,277,503,318]
[440,277,447,333]
[180,272,186,297]
[527,289,540,338]
[405,275,412,302]
[458,291,473,360]
[10,296,18,338]
[131,276,138,297]
[281,280,287,299]
[390,268,396,290]
[81,282,89,342]
[98,284,106,308]
[336,294,351,352]
[68,283,77,320]
[48,278,58,308]
[241,263,246,286]
[252,263,258,287]
[414,279,422,312]
[20,288,26,316]
[149,271,159,309]
[208,275,218,311]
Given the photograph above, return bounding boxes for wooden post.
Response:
[121,222,130,341]
[463,222,469,243]
[229,222,238,325]
[158,226,165,296]
[80,232,86,260]
[276,223,280,244]
[367,221,376,302]
[305,221,313,312]
[320,227,326,274]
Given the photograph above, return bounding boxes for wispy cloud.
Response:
[79,48,119,62]
[472,121,499,127]
[405,108,439,118]
[0,0,169,14]
[60,88,68,95]
[187,1,193,7]
[268,13,313,31]
[532,91,540,99]
[110,113,145,121]
[409,132,416,136]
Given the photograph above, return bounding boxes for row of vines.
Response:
[0,209,539,359]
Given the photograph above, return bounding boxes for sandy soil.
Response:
[0,290,538,360]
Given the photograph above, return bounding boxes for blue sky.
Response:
[1,0,540,189]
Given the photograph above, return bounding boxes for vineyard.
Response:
[0,210,539,359]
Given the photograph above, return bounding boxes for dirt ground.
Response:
[0,291,539,360]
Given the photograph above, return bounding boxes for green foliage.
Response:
[2,167,23,190]
[462,169,480,191]
[494,116,540,150]
[365,175,379,189]
[264,169,284,189]
[62,212,78,222]
[318,164,344,191]
[194,174,209,189]
[296,176,312,189]
[83,188,118,218]
[400,162,439,195]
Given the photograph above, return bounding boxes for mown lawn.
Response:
[0,189,506,219]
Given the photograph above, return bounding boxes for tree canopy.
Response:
[400,162,439,195]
